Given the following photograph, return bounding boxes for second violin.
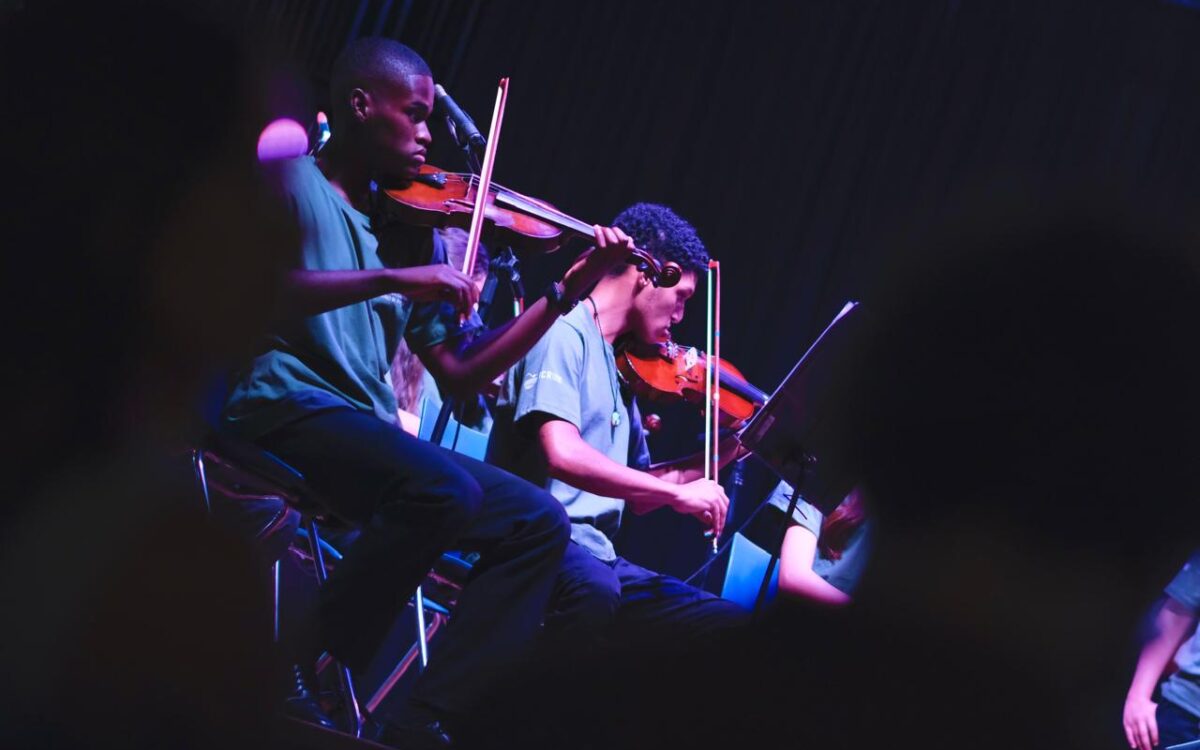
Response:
[616,340,769,429]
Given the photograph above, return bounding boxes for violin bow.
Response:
[462,78,509,279]
[703,259,722,553]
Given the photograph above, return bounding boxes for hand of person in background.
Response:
[1122,692,1159,750]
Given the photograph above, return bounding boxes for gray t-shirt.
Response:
[222,156,467,439]
[766,480,871,595]
[1161,550,1200,717]
[488,304,650,561]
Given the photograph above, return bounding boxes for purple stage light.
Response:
[257,118,308,162]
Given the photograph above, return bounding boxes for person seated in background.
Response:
[1,3,298,748]
[1124,550,1200,750]
[487,202,747,646]
[744,482,872,606]
[392,228,493,437]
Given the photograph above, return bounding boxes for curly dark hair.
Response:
[611,203,709,276]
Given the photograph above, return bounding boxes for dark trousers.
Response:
[1158,698,1200,748]
[255,407,570,717]
[546,540,747,643]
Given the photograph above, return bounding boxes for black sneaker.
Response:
[282,662,337,730]
[369,713,454,749]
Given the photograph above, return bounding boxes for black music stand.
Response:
[737,301,865,613]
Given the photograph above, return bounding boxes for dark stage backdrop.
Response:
[217,0,1200,578]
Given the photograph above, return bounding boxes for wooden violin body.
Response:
[378,164,683,287]
[378,165,566,254]
[616,341,768,428]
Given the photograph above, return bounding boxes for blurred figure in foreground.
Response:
[471,196,1200,749]
[0,3,297,748]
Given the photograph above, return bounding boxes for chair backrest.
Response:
[417,398,489,461]
[720,532,779,611]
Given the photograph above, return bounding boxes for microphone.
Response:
[308,111,331,156]
[434,84,486,155]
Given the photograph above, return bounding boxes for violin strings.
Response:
[467,174,596,237]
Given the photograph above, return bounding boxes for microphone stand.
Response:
[426,246,524,450]
[445,112,484,175]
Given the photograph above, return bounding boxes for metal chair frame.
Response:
[191,444,364,738]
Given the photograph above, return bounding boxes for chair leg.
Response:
[192,449,211,513]
[415,586,430,670]
[273,559,281,644]
[365,611,445,715]
[305,517,364,738]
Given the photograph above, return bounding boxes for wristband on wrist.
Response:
[543,280,578,314]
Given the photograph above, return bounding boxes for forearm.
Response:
[778,525,851,606]
[543,427,678,514]
[778,566,852,606]
[421,225,636,395]
[1127,602,1197,699]
[427,297,561,396]
[648,455,706,485]
[648,435,747,484]
[282,270,396,317]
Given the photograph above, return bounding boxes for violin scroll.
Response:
[631,252,682,288]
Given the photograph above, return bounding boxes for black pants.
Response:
[1157,696,1200,748]
[546,541,747,643]
[256,407,570,718]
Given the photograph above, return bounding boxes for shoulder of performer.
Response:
[1165,550,1200,613]
[259,155,330,229]
[521,316,587,384]
[270,155,322,196]
[507,316,587,429]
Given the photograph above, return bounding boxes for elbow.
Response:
[542,448,570,480]
[540,438,582,483]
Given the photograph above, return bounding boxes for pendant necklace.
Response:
[587,296,622,429]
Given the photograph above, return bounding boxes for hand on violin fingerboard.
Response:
[560,225,636,301]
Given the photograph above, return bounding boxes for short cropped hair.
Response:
[611,203,709,276]
[329,37,431,119]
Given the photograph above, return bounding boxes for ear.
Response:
[348,88,370,124]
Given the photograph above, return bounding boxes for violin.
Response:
[616,340,769,429]
[377,165,683,288]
